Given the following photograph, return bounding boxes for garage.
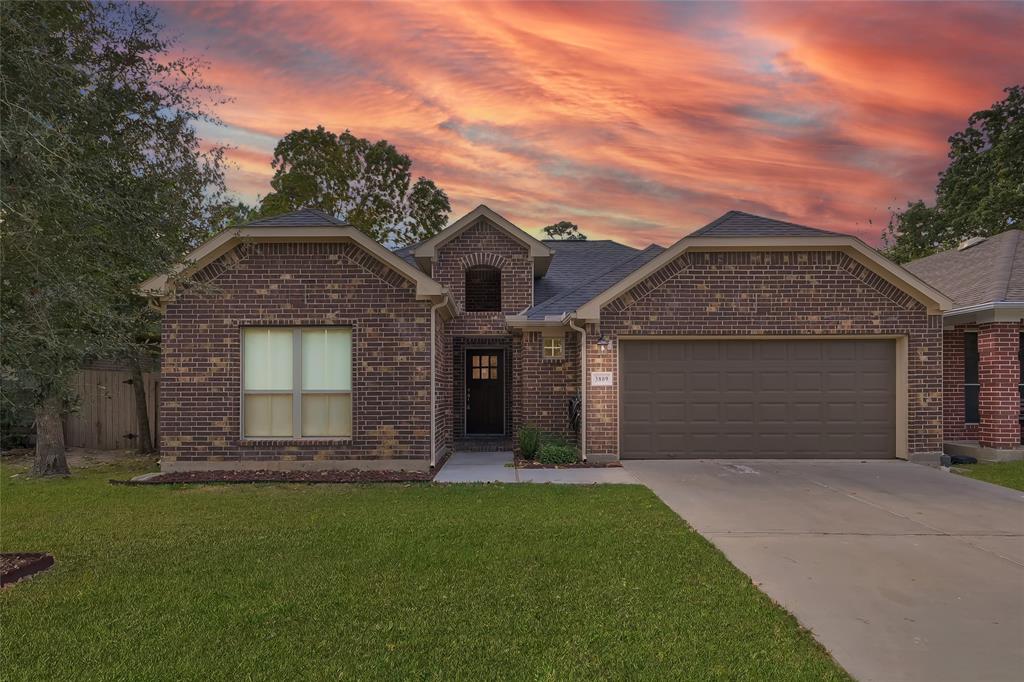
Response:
[620,339,897,459]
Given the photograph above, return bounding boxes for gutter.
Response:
[567,315,588,462]
[945,301,1024,316]
[429,294,449,468]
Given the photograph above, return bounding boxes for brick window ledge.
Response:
[237,438,354,447]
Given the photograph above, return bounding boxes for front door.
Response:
[466,349,504,434]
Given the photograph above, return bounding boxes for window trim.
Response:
[241,326,353,440]
[543,336,564,359]
[964,330,979,425]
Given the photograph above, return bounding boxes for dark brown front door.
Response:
[466,350,504,434]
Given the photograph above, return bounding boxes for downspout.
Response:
[567,315,587,462]
[429,295,449,468]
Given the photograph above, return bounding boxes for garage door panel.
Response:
[620,339,896,459]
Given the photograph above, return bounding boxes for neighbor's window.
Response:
[243,328,352,438]
[465,265,501,312]
[964,331,979,424]
[543,336,564,359]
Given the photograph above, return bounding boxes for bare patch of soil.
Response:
[515,459,622,469]
[113,468,434,485]
[2,447,156,471]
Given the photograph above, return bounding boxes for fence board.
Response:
[64,369,159,450]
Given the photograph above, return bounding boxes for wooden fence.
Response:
[64,368,159,450]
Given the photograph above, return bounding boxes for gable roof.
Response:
[569,211,952,320]
[690,210,839,237]
[533,240,648,306]
[139,209,450,307]
[412,205,554,276]
[244,208,345,227]
[904,229,1024,310]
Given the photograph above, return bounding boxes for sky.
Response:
[156,1,1023,246]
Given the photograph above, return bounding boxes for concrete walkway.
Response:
[434,451,638,484]
[625,459,1024,682]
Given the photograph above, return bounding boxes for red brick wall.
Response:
[977,322,1021,448]
[160,241,434,470]
[943,327,969,441]
[432,217,533,337]
[515,331,580,441]
[434,312,452,459]
[587,250,944,458]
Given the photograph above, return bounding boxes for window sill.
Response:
[238,438,353,447]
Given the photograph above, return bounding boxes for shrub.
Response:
[517,426,541,459]
[537,443,579,465]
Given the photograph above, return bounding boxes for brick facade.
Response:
[585,250,944,458]
[942,327,975,442]
[513,331,581,441]
[977,322,1021,448]
[160,242,435,471]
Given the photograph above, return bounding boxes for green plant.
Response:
[517,426,541,459]
[538,443,579,465]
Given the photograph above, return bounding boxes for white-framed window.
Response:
[242,327,352,438]
[543,336,564,359]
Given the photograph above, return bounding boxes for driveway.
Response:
[624,460,1024,682]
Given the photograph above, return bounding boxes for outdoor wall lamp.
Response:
[596,335,611,351]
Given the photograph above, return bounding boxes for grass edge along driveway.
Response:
[955,459,1024,491]
[1,462,849,680]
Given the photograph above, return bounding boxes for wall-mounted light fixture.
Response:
[596,335,611,351]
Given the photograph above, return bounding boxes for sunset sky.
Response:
[157,1,1023,246]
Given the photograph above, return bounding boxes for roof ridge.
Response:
[529,244,663,316]
[993,229,1021,302]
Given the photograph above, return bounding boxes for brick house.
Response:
[142,205,957,472]
[905,229,1024,461]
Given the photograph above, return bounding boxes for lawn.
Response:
[955,459,1024,491]
[1,461,848,681]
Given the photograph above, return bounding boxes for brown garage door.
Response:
[620,339,896,459]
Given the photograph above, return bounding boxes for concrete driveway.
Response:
[624,460,1024,682]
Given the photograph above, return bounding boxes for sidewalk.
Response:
[434,451,638,484]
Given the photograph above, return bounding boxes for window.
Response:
[242,328,352,438]
[964,331,979,424]
[543,336,564,359]
[471,353,499,380]
[465,265,501,312]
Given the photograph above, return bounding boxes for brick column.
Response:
[977,322,1020,448]
[942,327,967,442]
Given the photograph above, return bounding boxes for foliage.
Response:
[0,1,226,473]
[0,461,850,681]
[884,85,1023,262]
[517,425,541,459]
[207,199,257,231]
[537,442,579,465]
[955,461,1024,492]
[257,125,450,246]
[543,220,587,241]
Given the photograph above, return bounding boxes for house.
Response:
[904,229,1024,460]
[141,205,954,472]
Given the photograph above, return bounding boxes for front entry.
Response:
[465,349,505,434]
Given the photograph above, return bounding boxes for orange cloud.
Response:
[158,0,1023,246]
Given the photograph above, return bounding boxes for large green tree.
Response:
[542,220,587,241]
[258,126,450,245]
[884,85,1023,262]
[1,2,226,474]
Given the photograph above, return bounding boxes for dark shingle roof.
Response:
[904,229,1024,308]
[691,210,838,237]
[526,243,665,320]
[533,240,646,306]
[244,208,345,227]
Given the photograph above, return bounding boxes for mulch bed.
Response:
[1,553,55,587]
[111,468,435,485]
[515,459,622,469]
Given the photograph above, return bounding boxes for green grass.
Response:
[1,461,848,681]
[955,459,1024,491]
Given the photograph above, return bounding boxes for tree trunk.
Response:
[31,394,70,477]
[130,358,154,454]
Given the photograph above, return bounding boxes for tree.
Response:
[884,85,1023,262]
[1,2,226,475]
[257,126,450,246]
[542,220,587,241]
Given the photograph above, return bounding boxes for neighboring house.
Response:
[141,205,953,472]
[905,229,1024,460]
